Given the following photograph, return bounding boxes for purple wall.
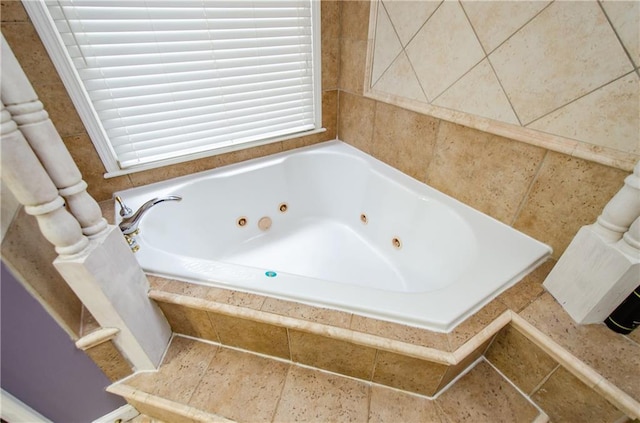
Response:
[1,262,126,422]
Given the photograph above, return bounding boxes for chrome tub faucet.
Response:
[115,195,182,251]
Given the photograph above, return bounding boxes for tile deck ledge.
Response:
[146,273,640,419]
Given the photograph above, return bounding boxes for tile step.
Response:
[109,335,547,423]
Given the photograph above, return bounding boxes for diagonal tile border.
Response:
[600,0,640,68]
[433,59,519,125]
[382,0,441,47]
[528,72,640,155]
[372,51,427,103]
[405,0,484,101]
[489,1,632,124]
[371,2,402,86]
[461,0,550,54]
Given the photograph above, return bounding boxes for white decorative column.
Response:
[544,162,640,324]
[1,35,171,370]
[1,36,106,238]
[0,106,88,257]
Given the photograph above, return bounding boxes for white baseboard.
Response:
[1,389,53,423]
[92,404,139,423]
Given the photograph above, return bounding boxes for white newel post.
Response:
[1,35,171,370]
[544,161,640,324]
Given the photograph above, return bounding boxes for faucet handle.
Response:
[115,196,133,218]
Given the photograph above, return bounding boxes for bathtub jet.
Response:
[114,140,551,332]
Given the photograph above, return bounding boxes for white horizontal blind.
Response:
[44,0,319,169]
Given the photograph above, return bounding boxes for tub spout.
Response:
[117,195,182,236]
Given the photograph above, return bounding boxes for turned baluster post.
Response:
[592,161,640,241]
[1,105,89,256]
[618,216,640,256]
[1,35,107,238]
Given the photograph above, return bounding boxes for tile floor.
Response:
[121,335,544,423]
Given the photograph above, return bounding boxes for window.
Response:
[24,0,322,176]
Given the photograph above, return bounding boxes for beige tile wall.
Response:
[486,324,626,422]
[340,1,630,258]
[366,0,640,168]
[0,0,635,377]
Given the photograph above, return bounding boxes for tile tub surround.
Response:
[365,0,640,169]
[338,92,630,259]
[143,266,640,419]
[110,336,545,423]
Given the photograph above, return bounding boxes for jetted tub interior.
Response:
[115,140,552,332]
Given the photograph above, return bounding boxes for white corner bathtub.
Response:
[115,140,551,332]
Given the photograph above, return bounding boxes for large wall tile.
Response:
[381,0,440,47]
[366,0,640,164]
[371,4,402,85]
[321,0,340,90]
[600,0,639,68]
[371,101,438,182]
[339,38,368,94]
[426,122,546,225]
[489,1,632,124]
[485,325,558,395]
[437,361,540,422]
[371,52,426,102]
[436,336,492,392]
[155,302,218,342]
[406,1,484,101]
[207,312,290,359]
[126,336,216,404]
[433,59,519,125]
[461,0,550,53]
[273,365,369,423]
[528,72,640,155]
[338,91,376,153]
[340,1,370,41]
[369,385,448,423]
[520,293,640,402]
[289,330,376,380]
[372,350,448,396]
[513,151,628,257]
[85,341,134,382]
[189,347,289,422]
[531,366,625,422]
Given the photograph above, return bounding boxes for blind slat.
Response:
[102,95,314,132]
[45,0,319,169]
[117,122,315,167]
[107,103,315,142]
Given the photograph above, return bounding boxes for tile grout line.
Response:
[509,312,640,419]
[483,357,550,421]
[369,1,404,90]
[429,0,553,122]
[523,69,637,128]
[429,356,484,400]
[181,335,221,412]
[528,363,561,398]
[597,0,639,74]
[508,150,548,228]
[269,363,293,423]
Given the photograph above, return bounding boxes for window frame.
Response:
[23,0,323,177]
